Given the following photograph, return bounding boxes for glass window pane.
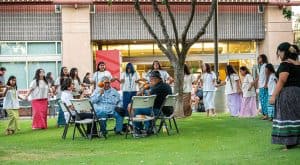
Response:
[228,42,240,54]
[0,62,27,89]
[188,43,203,55]
[203,42,215,54]
[27,42,56,55]
[107,45,129,57]
[57,42,62,54]
[130,44,154,57]
[0,42,26,55]
[28,62,58,86]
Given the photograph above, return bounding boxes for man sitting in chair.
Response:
[134,71,172,135]
[90,76,124,136]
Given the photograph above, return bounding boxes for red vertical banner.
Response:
[96,50,121,91]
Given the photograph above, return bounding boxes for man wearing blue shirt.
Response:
[90,76,124,135]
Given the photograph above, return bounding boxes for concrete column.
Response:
[61,6,92,78]
[259,6,293,65]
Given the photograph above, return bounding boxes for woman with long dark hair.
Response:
[26,69,49,129]
[239,66,257,117]
[120,63,140,114]
[255,54,269,120]
[93,61,113,89]
[70,67,82,98]
[219,65,242,117]
[3,76,20,135]
[54,67,69,126]
[144,60,173,84]
[200,63,217,117]
[270,42,300,150]
[182,64,195,117]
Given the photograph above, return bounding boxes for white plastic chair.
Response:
[125,95,157,138]
[70,99,98,140]
[157,94,179,135]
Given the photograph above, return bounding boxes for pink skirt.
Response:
[32,98,48,129]
[239,96,257,117]
[227,93,241,117]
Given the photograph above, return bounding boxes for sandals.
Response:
[4,129,15,135]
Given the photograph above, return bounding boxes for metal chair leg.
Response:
[164,121,170,136]
[157,119,164,133]
[72,124,77,140]
[168,119,172,129]
[172,117,179,133]
[62,123,69,139]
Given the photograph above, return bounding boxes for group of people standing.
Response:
[0,41,299,149]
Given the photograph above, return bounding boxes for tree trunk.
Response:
[173,62,185,118]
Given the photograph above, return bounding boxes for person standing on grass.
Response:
[200,63,217,117]
[254,54,269,120]
[182,64,196,117]
[26,69,49,130]
[55,67,69,126]
[265,64,277,121]
[0,67,7,119]
[239,66,257,118]
[93,61,117,90]
[70,68,82,99]
[3,76,21,135]
[120,63,140,115]
[218,65,242,117]
[270,42,300,150]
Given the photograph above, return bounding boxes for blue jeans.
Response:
[133,108,159,131]
[123,91,137,116]
[96,111,124,134]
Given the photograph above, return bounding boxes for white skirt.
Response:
[203,91,215,110]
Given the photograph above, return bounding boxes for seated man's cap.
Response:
[150,71,161,79]
[101,76,110,83]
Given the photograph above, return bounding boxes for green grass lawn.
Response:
[0,113,299,165]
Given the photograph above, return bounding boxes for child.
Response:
[3,76,21,135]
[266,64,277,121]
[239,66,257,117]
[200,63,217,117]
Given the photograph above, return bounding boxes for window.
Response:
[1,62,27,89]
[0,41,62,89]
[130,44,154,57]
[27,42,57,55]
[0,42,26,55]
[107,44,129,57]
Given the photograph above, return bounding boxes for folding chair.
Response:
[58,101,85,139]
[125,95,157,138]
[70,99,98,140]
[157,94,179,135]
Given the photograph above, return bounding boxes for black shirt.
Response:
[150,81,172,109]
[276,62,300,87]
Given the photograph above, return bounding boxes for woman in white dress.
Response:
[201,63,217,117]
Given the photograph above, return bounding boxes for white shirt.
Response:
[3,88,19,109]
[93,71,112,87]
[55,77,62,99]
[201,72,216,92]
[72,79,81,96]
[268,73,277,96]
[144,70,170,83]
[258,63,267,88]
[121,72,140,92]
[29,80,49,99]
[225,74,240,95]
[242,74,256,97]
[61,90,73,107]
[183,74,195,93]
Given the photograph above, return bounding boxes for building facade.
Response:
[0,0,295,89]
